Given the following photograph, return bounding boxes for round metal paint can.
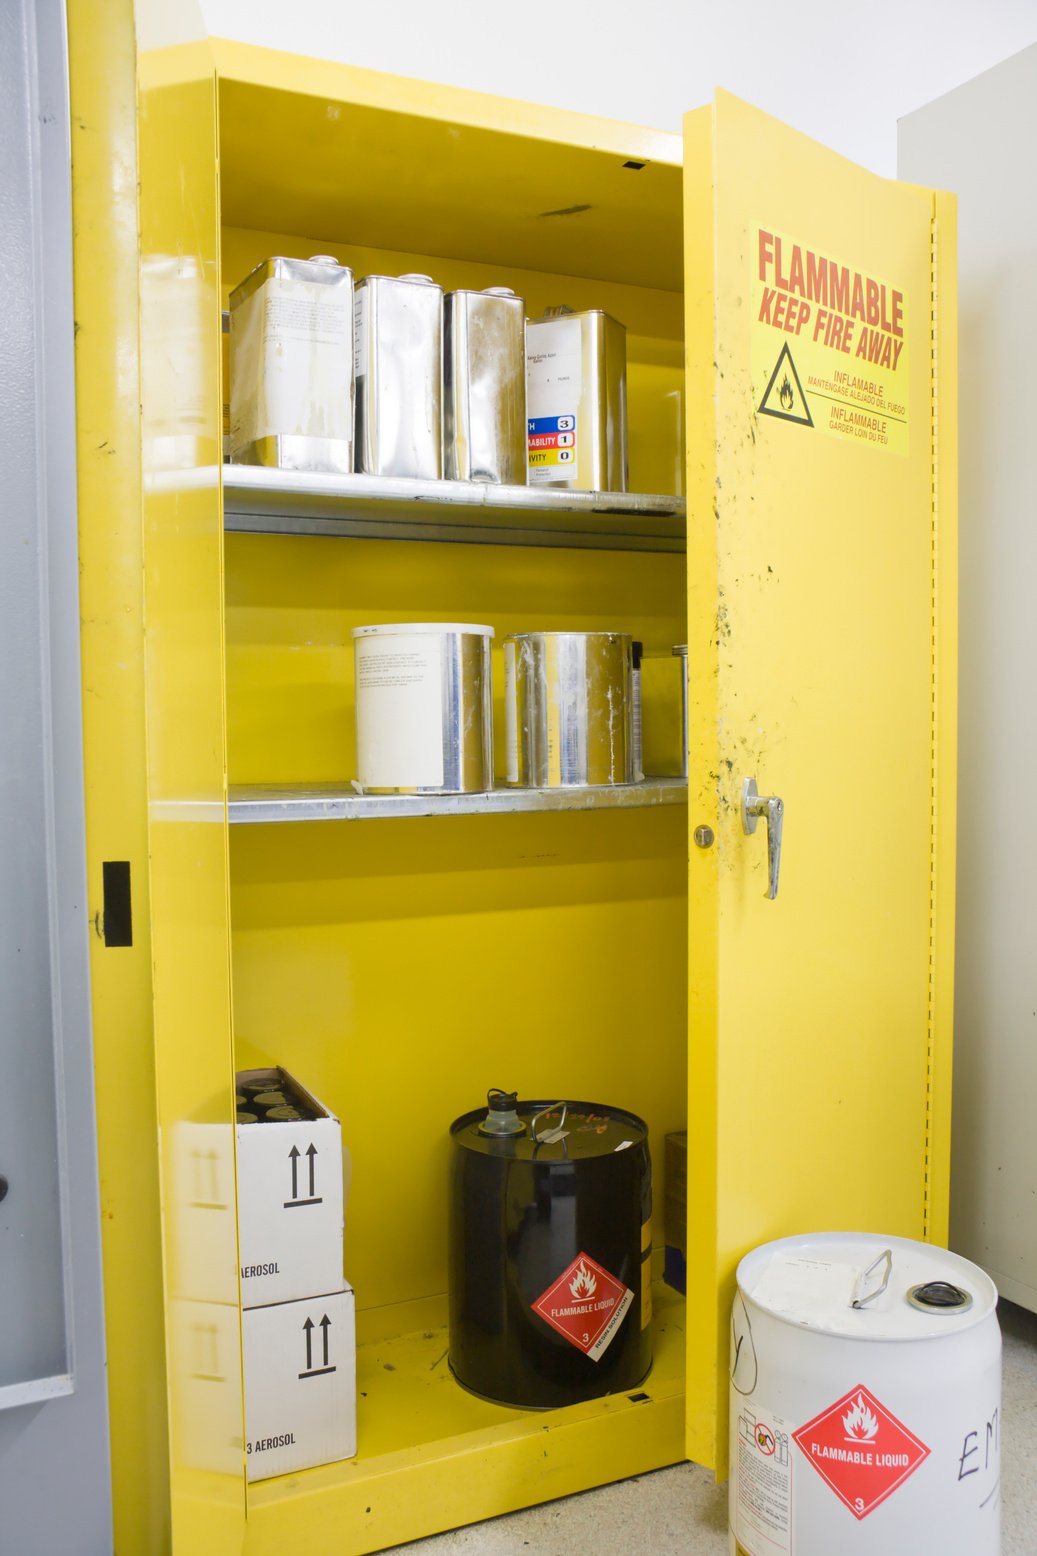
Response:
[729,1232,1001,1555]
[448,1093,652,1408]
[503,630,633,787]
[352,622,494,794]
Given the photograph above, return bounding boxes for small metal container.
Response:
[504,630,633,787]
[354,273,444,479]
[353,623,493,794]
[525,307,628,492]
[229,254,354,473]
[444,286,527,483]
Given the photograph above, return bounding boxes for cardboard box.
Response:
[243,1287,356,1482]
[237,1068,345,1307]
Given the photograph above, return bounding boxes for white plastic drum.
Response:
[730,1232,1000,1556]
[352,622,494,794]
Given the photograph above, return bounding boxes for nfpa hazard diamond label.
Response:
[793,1384,930,1520]
[531,1252,633,1362]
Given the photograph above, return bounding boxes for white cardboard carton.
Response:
[237,1068,345,1307]
[243,1286,356,1481]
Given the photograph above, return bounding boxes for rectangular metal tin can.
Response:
[229,254,354,473]
[444,287,527,483]
[354,273,444,479]
[525,308,628,492]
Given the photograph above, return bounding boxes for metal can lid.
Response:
[737,1232,997,1340]
[906,1280,974,1314]
[482,286,516,297]
[308,254,340,265]
[452,1097,648,1160]
[503,630,631,644]
[352,622,495,639]
[398,272,437,284]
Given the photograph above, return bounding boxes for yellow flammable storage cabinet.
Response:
[69,0,956,1551]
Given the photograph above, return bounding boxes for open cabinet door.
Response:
[683,95,957,1473]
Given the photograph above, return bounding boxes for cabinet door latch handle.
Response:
[742,777,784,900]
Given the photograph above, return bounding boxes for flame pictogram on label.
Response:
[531,1251,633,1362]
[758,342,814,427]
[793,1383,930,1520]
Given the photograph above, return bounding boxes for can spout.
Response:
[480,1089,524,1136]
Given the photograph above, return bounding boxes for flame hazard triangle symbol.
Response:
[759,342,813,427]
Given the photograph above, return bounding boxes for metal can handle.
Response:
[852,1248,893,1308]
[530,1102,568,1143]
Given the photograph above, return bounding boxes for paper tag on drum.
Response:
[531,1252,632,1362]
[733,1399,792,1555]
[354,633,444,789]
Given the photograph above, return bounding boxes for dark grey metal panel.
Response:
[0,0,112,1547]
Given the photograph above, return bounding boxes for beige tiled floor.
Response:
[385,1300,1037,1554]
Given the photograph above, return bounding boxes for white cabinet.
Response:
[900,45,1037,1313]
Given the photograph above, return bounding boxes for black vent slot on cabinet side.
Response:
[102,860,132,947]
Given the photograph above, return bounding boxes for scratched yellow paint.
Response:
[683,94,956,1475]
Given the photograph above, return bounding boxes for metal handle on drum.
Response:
[530,1103,568,1144]
[742,777,785,900]
[852,1248,893,1308]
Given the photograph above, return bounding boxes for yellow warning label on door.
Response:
[752,224,909,455]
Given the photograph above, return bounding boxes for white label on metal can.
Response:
[504,639,519,784]
[733,1399,792,1556]
[232,276,353,447]
[353,289,368,377]
[526,317,581,484]
[355,634,444,789]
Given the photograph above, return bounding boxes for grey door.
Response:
[0,0,112,1550]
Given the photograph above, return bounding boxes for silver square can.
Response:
[229,254,354,473]
[354,273,444,479]
[444,286,527,484]
[525,308,628,492]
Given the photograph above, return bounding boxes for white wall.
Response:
[200,0,1036,175]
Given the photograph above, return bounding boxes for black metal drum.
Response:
[448,1091,653,1408]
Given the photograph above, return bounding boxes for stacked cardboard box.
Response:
[236,1068,356,1482]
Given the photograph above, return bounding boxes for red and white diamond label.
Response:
[531,1252,633,1362]
[793,1384,930,1520]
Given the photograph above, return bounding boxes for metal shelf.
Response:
[228,776,687,824]
[223,467,686,553]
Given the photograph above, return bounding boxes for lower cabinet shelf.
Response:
[228,777,688,825]
[242,1283,686,1554]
